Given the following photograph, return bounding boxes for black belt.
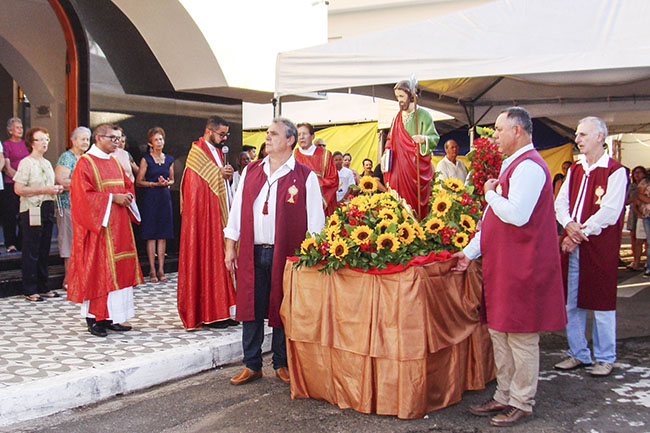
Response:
[255,244,274,249]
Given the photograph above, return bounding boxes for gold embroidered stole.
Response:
[182,143,229,225]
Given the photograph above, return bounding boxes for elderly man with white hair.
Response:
[554,116,627,377]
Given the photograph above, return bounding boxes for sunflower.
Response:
[359,175,378,193]
[378,208,398,222]
[376,233,400,253]
[329,237,350,259]
[431,194,453,216]
[325,226,340,242]
[300,237,318,254]
[443,177,464,192]
[453,232,470,248]
[350,225,373,246]
[459,214,476,232]
[350,195,370,212]
[398,222,416,245]
[376,219,393,233]
[412,221,426,240]
[327,213,341,230]
[380,199,398,209]
[424,217,445,234]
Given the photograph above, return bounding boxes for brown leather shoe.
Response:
[275,367,290,384]
[490,405,532,427]
[469,399,507,416]
[230,368,262,385]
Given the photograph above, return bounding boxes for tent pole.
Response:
[272,97,282,118]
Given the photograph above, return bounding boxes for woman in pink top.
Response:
[1,117,29,252]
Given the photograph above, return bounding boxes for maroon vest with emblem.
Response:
[481,149,567,333]
[235,159,310,327]
[560,158,624,310]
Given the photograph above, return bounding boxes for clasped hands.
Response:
[112,193,134,207]
[562,221,588,254]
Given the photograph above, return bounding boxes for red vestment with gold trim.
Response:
[177,138,236,329]
[294,146,338,216]
[67,154,143,319]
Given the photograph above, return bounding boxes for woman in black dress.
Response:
[136,127,174,282]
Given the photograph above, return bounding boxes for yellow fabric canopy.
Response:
[244,122,379,173]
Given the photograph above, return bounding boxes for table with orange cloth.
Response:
[280,259,495,419]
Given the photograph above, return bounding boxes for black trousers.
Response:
[1,184,22,249]
[19,201,54,296]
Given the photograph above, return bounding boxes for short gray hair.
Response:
[501,106,533,136]
[273,117,297,148]
[578,116,608,142]
[71,126,91,140]
[6,117,22,134]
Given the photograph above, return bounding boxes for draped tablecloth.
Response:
[280,259,495,419]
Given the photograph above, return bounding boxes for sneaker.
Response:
[643,271,650,278]
[591,362,613,377]
[554,356,591,370]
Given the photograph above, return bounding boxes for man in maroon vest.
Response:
[224,118,325,386]
[554,117,627,377]
[453,107,566,427]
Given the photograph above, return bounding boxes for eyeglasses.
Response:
[210,129,230,138]
[99,135,122,142]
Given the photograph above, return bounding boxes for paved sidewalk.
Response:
[0,273,270,427]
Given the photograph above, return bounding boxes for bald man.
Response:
[436,139,468,181]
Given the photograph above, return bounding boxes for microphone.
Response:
[221,145,229,164]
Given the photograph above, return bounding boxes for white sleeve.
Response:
[462,230,481,260]
[554,168,573,228]
[306,172,326,235]
[485,160,545,227]
[223,166,248,241]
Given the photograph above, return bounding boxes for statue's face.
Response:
[394,89,411,111]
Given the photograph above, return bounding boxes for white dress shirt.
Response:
[436,156,468,181]
[337,166,356,202]
[223,155,325,245]
[463,144,546,260]
[554,152,627,237]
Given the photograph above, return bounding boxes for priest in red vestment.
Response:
[383,80,439,219]
[68,124,143,337]
[295,122,338,216]
[178,116,237,330]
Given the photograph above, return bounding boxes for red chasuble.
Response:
[384,111,433,218]
[67,154,143,318]
[178,138,236,329]
[235,159,310,328]
[560,159,624,311]
[480,150,567,333]
[294,146,338,216]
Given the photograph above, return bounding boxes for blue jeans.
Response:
[644,218,650,272]
[242,246,287,371]
[565,247,616,364]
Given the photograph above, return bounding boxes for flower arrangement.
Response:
[466,126,504,199]
[420,175,481,250]
[294,174,480,273]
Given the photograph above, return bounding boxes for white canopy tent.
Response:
[276,0,650,134]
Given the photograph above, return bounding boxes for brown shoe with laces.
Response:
[469,399,507,416]
[490,405,532,427]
